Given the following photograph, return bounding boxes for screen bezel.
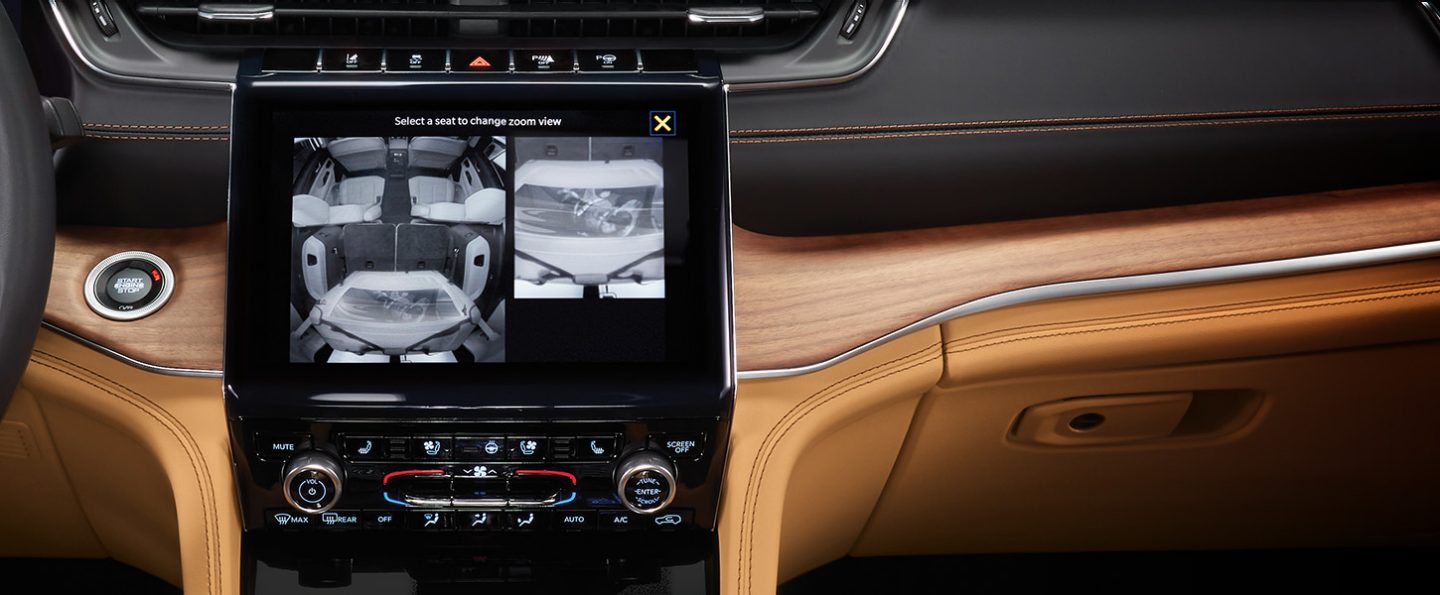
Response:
[225,73,733,420]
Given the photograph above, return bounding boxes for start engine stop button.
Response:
[105,268,155,305]
[84,251,175,321]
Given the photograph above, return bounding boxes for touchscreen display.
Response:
[282,111,689,364]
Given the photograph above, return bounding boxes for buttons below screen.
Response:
[651,433,704,459]
[268,509,694,532]
[256,432,309,461]
[338,434,618,462]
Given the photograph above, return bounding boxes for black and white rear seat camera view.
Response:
[513,137,665,299]
[290,136,508,363]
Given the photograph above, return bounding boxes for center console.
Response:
[226,50,732,593]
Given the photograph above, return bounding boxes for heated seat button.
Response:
[573,436,617,460]
[578,50,638,72]
[256,432,309,460]
[343,436,385,460]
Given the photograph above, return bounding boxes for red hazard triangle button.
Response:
[455,50,508,72]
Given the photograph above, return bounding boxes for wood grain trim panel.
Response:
[733,182,1440,371]
[40,183,1440,373]
[44,224,226,372]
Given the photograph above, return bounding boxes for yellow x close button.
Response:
[650,110,677,136]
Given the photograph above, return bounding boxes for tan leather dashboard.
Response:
[8,247,1440,595]
[39,182,1440,375]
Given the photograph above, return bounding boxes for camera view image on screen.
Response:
[513,137,665,299]
[289,136,509,363]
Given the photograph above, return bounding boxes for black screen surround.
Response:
[227,67,732,419]
[226,54,732,594]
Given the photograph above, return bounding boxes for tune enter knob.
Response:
[614,450,676,514]
[282,451,344,514]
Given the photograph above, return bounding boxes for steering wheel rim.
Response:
[0,8,56,416]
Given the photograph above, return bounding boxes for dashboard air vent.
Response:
[127,0,834,51]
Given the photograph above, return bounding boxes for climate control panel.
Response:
[237,420,722,538]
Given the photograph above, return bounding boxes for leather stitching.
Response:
[943,287,1440,356]
[28,351,221,595]
[739,341,940,595]
[85,133,229,142]
[86,123,230,131]
[729,103,1440,135]
[729,112,1440,145]
[941,276,1440,348]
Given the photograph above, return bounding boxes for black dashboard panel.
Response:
[40,0,1440,235]
[729,0,1440,235]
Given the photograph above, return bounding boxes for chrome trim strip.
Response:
[736,239,1440,380]
[1421,1,1440,34]
[40,321,224,378]
[198,4,276,22]
[726,0,908,93]
[688,7,766,25]
[45,0,234,90]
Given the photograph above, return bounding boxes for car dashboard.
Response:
[2,1,1440,594]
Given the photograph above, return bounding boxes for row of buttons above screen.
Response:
[262,49,698,74]
[265,508,694,532]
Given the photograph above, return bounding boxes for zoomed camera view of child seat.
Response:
[289,136,507,363]
[513,137,665,299]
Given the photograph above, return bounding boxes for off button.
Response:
[105,268,154,305]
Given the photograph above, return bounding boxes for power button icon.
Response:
[297,478,328,504]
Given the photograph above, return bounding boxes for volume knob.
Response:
[614,451,677,514]
[282,451,344,514]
